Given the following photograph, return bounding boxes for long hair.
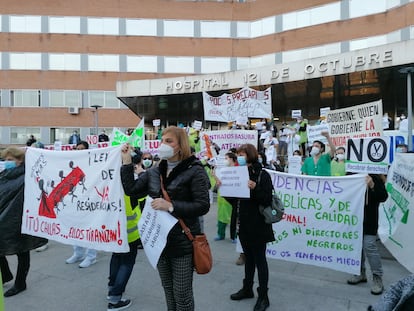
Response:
[162,126,191,160]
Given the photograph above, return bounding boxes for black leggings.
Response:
[240,241,269,289]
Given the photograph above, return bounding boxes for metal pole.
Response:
[407,72,413,151]
[94,107,99,135]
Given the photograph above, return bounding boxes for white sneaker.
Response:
[79,257,97,268]
[66,254,85,264]
[35,244,48,252]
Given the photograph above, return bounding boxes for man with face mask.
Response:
[301,131,336,176]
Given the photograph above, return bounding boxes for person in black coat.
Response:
[0,147,47,297]
[219,143,275,311]
[347,174,389,296]
[121,126,210,311]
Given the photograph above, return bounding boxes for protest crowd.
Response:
[1,102,414,311]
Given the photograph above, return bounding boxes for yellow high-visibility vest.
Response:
[124,195,142,243]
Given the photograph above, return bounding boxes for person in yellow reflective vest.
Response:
[107,194,141,310]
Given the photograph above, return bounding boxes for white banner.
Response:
[266,170,366,274]
[378,154,414,273]
[203,87,272,122]
[138,197,178,269]
[326,100,383,147]
[23,146,129,252]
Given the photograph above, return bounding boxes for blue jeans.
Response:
[361,234,383,277]
[108,240,138,303]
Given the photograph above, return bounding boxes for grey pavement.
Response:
[4,200,410,311]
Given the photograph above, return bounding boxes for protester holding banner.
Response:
[65,141,98,268]
[347,174,388,295]
[219,144,275,311]
[121,126,210,311]
[0,147,47,297]
[301,131,335,176]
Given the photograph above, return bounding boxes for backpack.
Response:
[257,170,285,224]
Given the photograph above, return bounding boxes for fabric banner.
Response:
[326,100,383,147]
[138,197,178,269]
[199,130,258,158]
[266,170,366,274]
[23,146,129,253]
[378,153,414,273]
[203,87,272,122]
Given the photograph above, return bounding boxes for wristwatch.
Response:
[168,205,174,213]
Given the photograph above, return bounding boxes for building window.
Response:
[164,57,194,73]
[88,17,119,35]
[11,90,40,107]
[49,16,81,34]
[104,91,120,108]
[200,21,231,38]
[127,55,158,72]
[9,53,42,70]
[200,57,231,73]
[49,53,81,70]
[283,2,340,31]
[126,19,157,36]
[251,16,275,38]
[10,127,41,144]
[164,20,194,37]
[49,90,81,107]
[237,21,250,38]
[9,15,41,33]
[88,55,119,71]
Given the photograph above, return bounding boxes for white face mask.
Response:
[158,143,175,160]
[336,154,345,161]
[310,146,320,156]
[223,159,231,167]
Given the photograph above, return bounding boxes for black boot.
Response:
[230,279,254,300]
[253,287,269,311]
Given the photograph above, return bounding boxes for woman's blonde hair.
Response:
[162,126,191,160]
[1,147,25,162]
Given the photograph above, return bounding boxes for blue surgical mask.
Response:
[4,161,17,170]
[237,156,247,166]
[396,147,404,153]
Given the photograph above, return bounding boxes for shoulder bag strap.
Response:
[160,175,194,241]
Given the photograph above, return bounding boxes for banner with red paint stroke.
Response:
[23,146,129,253]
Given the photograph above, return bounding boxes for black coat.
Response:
[227,162,275,245]
[364,174,388,235]
[121,155,210,257]
[0,165,47,256]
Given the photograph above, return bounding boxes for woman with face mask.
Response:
[301,131,336,176]
[217,144,275,311]
[331,146,346,176]
[141,152,154,169]
[0,147,47,297]
[121,126,210,311]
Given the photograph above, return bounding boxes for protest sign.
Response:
[346,137,390,174]
[266,170,366,274]
[203,87,271,122]
[199,130,258,157]
[326,100,383,147]
[23,146,129,253]
[215,166,250,198]
[287,155,302,175]
[138,197,178,269]
[306,124,329,145]
[378,154,414,273]
[110,119,145,148]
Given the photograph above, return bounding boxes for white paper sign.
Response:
[287,155,302,175]
[138,197,178,269]
[215,166,250,198]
